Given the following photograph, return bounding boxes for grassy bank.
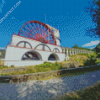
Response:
[0,60,4,66]
[0,53,100,76]
[0,62,62,75]
[38,67,100,81]
[53,81,100,100]
[60,53,89,67]
[1,65,100,82]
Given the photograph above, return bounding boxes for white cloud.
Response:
[82,40,100,47]
[0,0,6,13]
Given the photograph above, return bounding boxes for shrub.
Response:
[25,68,34,74]
[97,53,100,58]
[95,59,100,64]
[83,53,98,66]
[43,61,52,64]
[83,58,96,66]
[10,65,15,68]
[77,58,81,62]
[43,61,48,64]
[0,65,8,69]
[87,53,97,59]
[34,62,61,72]
[64,58,66,61]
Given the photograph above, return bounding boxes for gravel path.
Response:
[0,70,100,100]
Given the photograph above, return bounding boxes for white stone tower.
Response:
[46,24,61,46]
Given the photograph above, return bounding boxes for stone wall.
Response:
[0,67,29,74]
[0,64,100,83]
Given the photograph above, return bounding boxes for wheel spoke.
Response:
[32,23,38,34]
[22,29,36,39]
[26,24,37,37]
[24,25,34,37]
[19,21,56,45]
[29,22,38,35]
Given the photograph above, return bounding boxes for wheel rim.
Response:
[18,20,56,45]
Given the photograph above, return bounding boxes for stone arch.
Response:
[48,53,59,61]
[21,50,42,60]
[34,43,51,51]
[53,48,60,53]
[16,41,32,49]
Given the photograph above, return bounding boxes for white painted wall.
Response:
[4,46,65,67]
[11,34,62,52]
[56,38,60,46]
[5,61,44,67]
[46,24,61,46]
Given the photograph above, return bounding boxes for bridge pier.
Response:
[66,48,69,60]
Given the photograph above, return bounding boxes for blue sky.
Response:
[0,0,99,49]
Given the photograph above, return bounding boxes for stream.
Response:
[0,70,100,100]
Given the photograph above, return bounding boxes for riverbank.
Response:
[0,69,100,100]
[0,64,100,83]
[53,81,100,100]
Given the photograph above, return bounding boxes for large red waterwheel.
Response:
[18,20,56,45]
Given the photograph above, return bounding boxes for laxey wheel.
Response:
[18,20,56,45]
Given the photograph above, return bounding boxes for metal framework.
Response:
[22,52,39,60]
[18,20,56,45]
[16,41,32,49]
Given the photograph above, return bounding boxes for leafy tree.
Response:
[95,43,100,53]
[0,50,5,58]
[86,0,100,37]
[94,43,100,58]
[72,44,78,48]
[72,44,92,51]
[92,48,96,52]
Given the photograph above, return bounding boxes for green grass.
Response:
[53,81,100,100]
[0,65,15,69]
[63,53,89,67]
[77,53,91,57]
[0,62,62,75]
[0,65,8,69]
[0,60,4,66]
[0,53,100,77]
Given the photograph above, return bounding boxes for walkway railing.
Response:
[62,47,94,56]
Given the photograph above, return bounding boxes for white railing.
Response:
[62,47,94,56]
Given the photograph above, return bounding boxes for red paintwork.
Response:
[8,45,64,54]
[12,34,61,47]
[18,20,56,45]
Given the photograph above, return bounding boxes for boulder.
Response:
[62,61,79,69]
